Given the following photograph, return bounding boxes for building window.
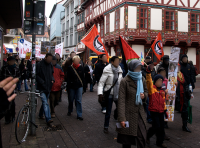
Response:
[82,12,84,23]
[66,36,68,47]
[67,20,69,29]
[106,15,109,33]
[71,1,74,12]
[139,8,148,29]
[71,17,74,27]
[62,23,65,32]
[67,6,69,15]
[70,34,73,46]
[75,32,77,44]
[101,22,104,38]
[165,10,175,31]
[115,9,120,30]
[191,13,200,32]
[77,15,80,24]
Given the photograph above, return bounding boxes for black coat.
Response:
[93,60,108,82]
[0,65,20,81]
[36,59,55,93]
[19,64,28,80]
[84,65,92,84]
[67,65,85,91]
[180,62,194,87]
[189,64,196,83]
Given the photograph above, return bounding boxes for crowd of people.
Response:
[0,51,198,148]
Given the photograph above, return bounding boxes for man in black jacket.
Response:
[0,77,19,148]
[158,55,169,78]
[36,53,55,125]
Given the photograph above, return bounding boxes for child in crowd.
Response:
[146,66,168,148]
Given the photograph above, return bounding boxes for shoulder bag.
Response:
[71,65,83,87]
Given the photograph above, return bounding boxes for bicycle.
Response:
[15,91,40,144]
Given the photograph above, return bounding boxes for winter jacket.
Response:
[180,62,194,87]
[98,64,123,95]
[0,64,20,81]
[117,75,148,136]
[19,63,28,80]
[142,66,156,80]
[63,58,73,82]
[36,59,55,93]
[93,60,108,82]
[84,65,93,84]
[51,64,64,92]
[189,64,196,83]
[67,65,85,91]
[146,73,166,113]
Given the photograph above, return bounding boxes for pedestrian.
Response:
[36,53,54,126]
[49,56,64,118]
[158,55,169,78]
[17,59,30,93]
[67,55,85,120]
[98,56,123,133]
[146,66,168,148]
[156,57,163,72]
[93,54,108,113]
[117,59,148,148]
[26,59,32,82]
[84,59,94,92]
[56,53,64,67]
[0,77,19,148]
[188,61,196,84]
[0,56,20,124]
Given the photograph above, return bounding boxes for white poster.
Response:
[55,42,63,58]
[35,45,45,59]
[18,39,32,59]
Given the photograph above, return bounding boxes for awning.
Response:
[76,51,84,54]
[4,43,17,53]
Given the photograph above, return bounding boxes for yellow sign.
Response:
[25,52,32,60]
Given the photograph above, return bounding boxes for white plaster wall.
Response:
[110,11,115,32]
[120,6,124,29]
[104,16,106,34]
[188,48,196,65]
[128,6,137,29]
[178,11,188,32]
[163,46,171,56]
[164,0,175,5]
[98,23,100,33]
[178,0,188,7]
[131,45,144,58]
[151,8,162,30]
[111,47,115,56]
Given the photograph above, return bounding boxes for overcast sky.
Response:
[23,0,63,25]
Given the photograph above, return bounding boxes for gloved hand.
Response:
[164,110,168,119]
[146,65,151,73]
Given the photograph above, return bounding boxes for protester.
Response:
[36,53,54,126]
[56,53,64,67]
[158,55,169,78]
[14,55,20,67]
[84,59,94,92]
[0,77,19,148]
[93,54,108,113]
[0,56,20,124]
[145,56,151,63]
[117,59,148,148]
[156,57,163,72]
[146,66,168,148]
[188,61,196,84]
[98,56,123,133]
[49,56,64,118]
[67,56,85,120]
[142,61,156,80]
[26,59,32,82]
[17,59,30,93]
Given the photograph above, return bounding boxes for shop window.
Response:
[139,8,148,29]
[165,10,175,31]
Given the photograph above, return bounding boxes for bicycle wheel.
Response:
[15,105,30,144]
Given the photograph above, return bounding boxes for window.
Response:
[116,47,121,56]
[75,32,77,44]
[70,34,73,46]
[90,5,92,14]
[82,12,85,23]
[139,8,148,29]
[67,6,69,15]
[106,15,109,33]
[100,22,104,37]
[66,36,68,47]
[67,20,69,29]
[115,9,120,30]
[191,13,200,32]
[77,15,80,24]
[78,0,81,5]
[71,1,74,12]
[165,10,175,30]
[71,17,74,27]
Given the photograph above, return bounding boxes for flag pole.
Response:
[81,24,95,40]
[145,48,151,58]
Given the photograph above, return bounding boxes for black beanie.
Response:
[7,56,15,61]
[181,54,188,60]
[154,74,164,84]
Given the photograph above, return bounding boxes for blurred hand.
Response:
[120,121,126,128]
[140,93,145,99]
[0,77,19,102]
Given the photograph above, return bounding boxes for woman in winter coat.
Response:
[98,56,123,133]
[117,59,148,148]
[67,56,85,120]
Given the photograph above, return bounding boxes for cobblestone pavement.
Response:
[1,80,200,148]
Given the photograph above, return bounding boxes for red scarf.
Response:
[72,63,80,69]
[177,71,185,112]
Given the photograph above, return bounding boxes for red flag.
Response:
[151,32,164,60]
[3,44,7,54]
[119,36,140,63]
[81,25,109,58]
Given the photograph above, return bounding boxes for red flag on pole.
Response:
[81,25,109,59]
[151,32,164,61]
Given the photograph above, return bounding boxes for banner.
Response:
[35,45,45,59]
[55,42,63,58]
[18,39,32,58]
[165,47,181,122]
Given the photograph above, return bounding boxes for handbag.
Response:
[98,76,119,106]
[71,65,83,87]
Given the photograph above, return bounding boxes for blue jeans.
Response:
[68,87,83,117]
[17,79,29,91]
[90,83,93,92]
[104,97,117,128]
[39,93,51,123]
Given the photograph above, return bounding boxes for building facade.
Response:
[49,4,65,44]
[78,0,200,72]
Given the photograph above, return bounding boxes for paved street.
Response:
[1,79,200,148]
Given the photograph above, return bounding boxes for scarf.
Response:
[111,64,120,101]
[127,70,144,105]
[72,63,80,69]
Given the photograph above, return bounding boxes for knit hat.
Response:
[163,55,169,62]
[154,74,164,84]
[128,59,142,72]
[52,56,57,60]
[7,56,15,61]
[181,54,188,61]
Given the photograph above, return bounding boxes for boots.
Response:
[182,120,191,133]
